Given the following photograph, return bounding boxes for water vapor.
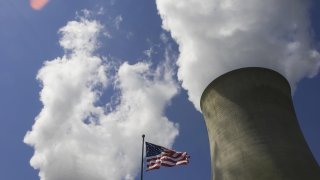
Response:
[156,0,320,110]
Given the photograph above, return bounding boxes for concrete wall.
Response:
[200,67,320,180]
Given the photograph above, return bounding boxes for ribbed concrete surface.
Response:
[200,67,320,180]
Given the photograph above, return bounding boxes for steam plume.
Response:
[156,0,320,110]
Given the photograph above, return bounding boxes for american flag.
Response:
[145,142,190,171]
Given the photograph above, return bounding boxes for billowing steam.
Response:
[156,0,320,110]
[24,15,179,179]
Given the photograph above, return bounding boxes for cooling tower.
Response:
[200,67,320,180]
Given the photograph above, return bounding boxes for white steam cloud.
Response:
[156,0,320,110]
[24,15,179,180]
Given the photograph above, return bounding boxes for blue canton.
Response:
[146,142,166,157]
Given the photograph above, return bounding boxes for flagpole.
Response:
[140,134,145,180]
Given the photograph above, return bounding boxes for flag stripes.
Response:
[145,142,190,171]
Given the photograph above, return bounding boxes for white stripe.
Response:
[147,159,161,164]
[160,152,187,161]
[176,160,188,165]
[161,158,189,166]
[148,163,160,170]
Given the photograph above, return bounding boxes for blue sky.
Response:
[0,0,319,180]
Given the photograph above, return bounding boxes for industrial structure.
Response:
[200,67,320,180]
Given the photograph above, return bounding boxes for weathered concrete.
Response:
[200,67,320,180]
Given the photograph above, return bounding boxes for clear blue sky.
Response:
[0,0,319,180]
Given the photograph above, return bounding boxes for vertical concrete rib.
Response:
[200,67,320,180]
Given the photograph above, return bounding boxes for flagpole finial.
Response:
[142,134,145,138]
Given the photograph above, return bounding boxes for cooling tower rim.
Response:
[200,67,291,109]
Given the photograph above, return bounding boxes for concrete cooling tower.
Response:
[200,67,320,180]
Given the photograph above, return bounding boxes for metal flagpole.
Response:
[140,134,145,180]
